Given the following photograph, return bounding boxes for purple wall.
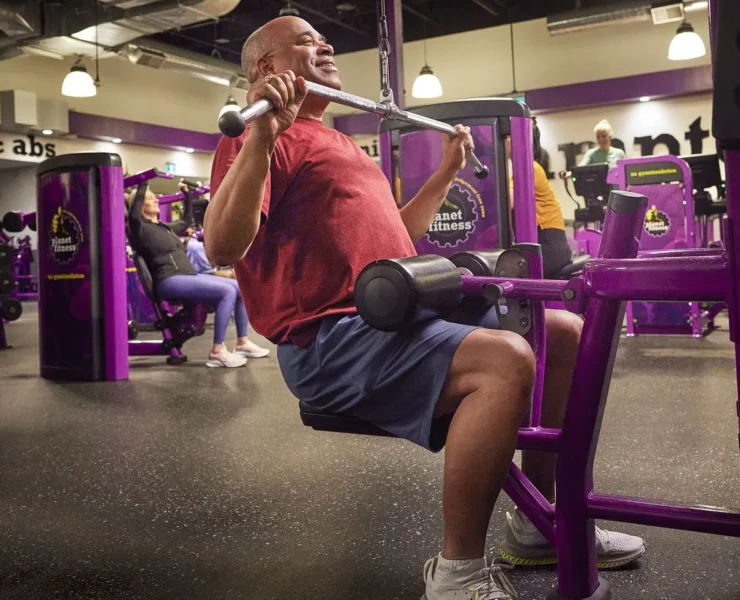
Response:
[68,112,222,152]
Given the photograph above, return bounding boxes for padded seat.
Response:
[133,253,158,301]
[555,254,591,279]
[299,402,394,437]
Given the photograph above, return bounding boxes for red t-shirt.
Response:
[210,118,417,347]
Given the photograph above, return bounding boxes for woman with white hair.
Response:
[579,119,626,169]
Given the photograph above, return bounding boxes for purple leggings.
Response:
[156,274,248,344]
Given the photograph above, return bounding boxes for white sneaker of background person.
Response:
[422,555,517,600]
[234,339,271,358]
[206,346,248,368]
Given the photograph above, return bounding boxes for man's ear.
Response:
[256,57,275,78]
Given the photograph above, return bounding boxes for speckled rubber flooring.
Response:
[1,304,739,600]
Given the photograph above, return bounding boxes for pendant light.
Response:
[668,21,706,61]
[62,3,101,98]
[412,32,442,99]
[219,94,240,119]
[62,57,97,97]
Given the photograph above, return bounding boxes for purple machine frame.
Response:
[378,100,534,255]
[37,153,128,381]
[461,4,740,596]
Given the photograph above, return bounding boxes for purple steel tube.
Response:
[504,463,557,546]
[122,168,173,188]
[461,276,566,301]
[519,244,546,429]
[511,117,537,244]
[553,191,647,600]
[128,341,169,356]
[517,427,561,451]
[100,165,129,381]
[588,493,740,536]
[157,186,210,205]
[584,255,728,302]
[724,148,740,452]
[379,132,394,191]
[637,248,723,259]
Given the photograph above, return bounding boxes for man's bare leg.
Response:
[434,329,536,559]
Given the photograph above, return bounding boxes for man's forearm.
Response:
[399,168,456,243]
[204,132,274,265]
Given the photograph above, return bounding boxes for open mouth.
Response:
[316,60,337,71]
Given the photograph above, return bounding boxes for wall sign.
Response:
[0,134,56,159]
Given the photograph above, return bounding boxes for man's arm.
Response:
[204,71,307,266]
[204,133,272,266]
[399,125,473,243]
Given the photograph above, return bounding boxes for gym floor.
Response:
[1,304,738,600]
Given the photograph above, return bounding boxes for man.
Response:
[205,16,645,599]
[579,119,626,170]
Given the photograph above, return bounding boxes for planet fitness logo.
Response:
[644,205,670,238]
[49,206,83,264]
[426,178,484,248]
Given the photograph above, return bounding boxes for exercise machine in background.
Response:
[35,157,212,381]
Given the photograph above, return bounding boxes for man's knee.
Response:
[468,331,535,412]
[438,330,535,417]
[545,310,582,356]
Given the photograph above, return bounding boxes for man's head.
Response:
[594,119,614,151]
[241,17,341,90]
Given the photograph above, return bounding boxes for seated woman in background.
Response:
[532,119,572,278]
[579,119,626,169]
[127,185,269,367]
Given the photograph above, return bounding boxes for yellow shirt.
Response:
[533,161,565,231]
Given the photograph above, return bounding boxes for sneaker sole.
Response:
[205,360,247,368]
[499,546,646,570]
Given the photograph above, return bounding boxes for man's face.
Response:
[266,18,341,90]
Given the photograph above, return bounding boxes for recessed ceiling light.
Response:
[112,137,122,143]
[42,129,53,135]
[639,96,651,102]
[185,147,194,153]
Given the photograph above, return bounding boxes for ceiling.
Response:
[149,0,639,66]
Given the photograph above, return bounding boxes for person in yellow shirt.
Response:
[510,119,572,278]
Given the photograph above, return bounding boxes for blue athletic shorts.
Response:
[277,306,500,452]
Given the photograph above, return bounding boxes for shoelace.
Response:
[468,560,517,599]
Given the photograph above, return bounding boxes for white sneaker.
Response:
[234,339,270,358]
[205,348,247,368]
[421,554,516,600]
[499,508,646,569]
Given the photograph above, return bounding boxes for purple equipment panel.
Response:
[620,156,697,335]
[37,153,128,381]
[399,126,499,255]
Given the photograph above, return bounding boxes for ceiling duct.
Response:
[121,39,249,89]
[0,0,240,59]
[547,0,708,36]
[0,0,249,90]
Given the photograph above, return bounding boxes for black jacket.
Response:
[128,186,197,283]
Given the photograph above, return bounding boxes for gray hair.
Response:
[241,22,274,84]
[594,119,614,137]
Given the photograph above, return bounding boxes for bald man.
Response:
[205,16,644,600]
